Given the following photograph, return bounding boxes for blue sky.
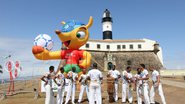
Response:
[0,0,185,77]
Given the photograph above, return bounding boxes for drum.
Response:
[107,77,115,102]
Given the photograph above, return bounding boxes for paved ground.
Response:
[161,79,185,89]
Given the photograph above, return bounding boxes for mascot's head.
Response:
[55,16,93,50]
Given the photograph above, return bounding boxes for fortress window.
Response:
[138,44,142,49]
[122,45,126,49]
[107,45,110,49]
[86,43,89,48]
[127,60,132,65]
[117,45,121,49]
[97,44,101,49]
[130,44,133,49]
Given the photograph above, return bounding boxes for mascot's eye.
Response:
[76,31,86,39]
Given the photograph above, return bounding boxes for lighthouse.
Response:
[102,9,113,40]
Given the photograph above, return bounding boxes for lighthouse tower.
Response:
[102,9,113,40]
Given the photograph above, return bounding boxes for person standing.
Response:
[87,63,103,104]
[122,66,133,104]
[136,64,150,104]
[71,67,78,104]
[134,68,143,104]
[107,65,121,102]
[41,66,55,104]
[63,70,73,104]
[78,70,89,103]
[149,67,166,104]
[54,67,65,104]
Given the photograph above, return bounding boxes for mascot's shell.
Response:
[61,20,85,33]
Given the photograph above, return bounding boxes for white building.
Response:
[81,38,163,66]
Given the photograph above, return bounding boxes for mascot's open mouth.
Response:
[64,40,71,47]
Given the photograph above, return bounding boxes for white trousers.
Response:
[78,84,89,102]
[63,85,72,104]
[136,85,142,104]
[57,87,65,104]
[89,82,102,104]
[142,84,150,104]
[45,85,54,104]
[72,83,76,103]
[122,83,133,103]
[150,83,166,104]
[114,83,118,101]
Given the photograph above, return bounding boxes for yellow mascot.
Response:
[32,17,93,76]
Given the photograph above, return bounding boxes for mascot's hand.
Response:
[79,60,91,70]
[32,46,45,54]
[79,51,91,69]
[32,46,49,60]
[79,60,86,69]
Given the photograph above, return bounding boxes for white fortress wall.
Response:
[81,38,158,51]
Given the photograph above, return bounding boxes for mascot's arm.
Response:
[32,46,61,60]
[79,51,91,69]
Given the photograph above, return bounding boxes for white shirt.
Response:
[44,72,55,86]
[87,69,103,84]
[67,71,78,84]
[134,74,142,86]
[65,71,73,86]
[108,70,121,83]
[140,69,149,83]
[152,70,159,82]
[79,74,88,85]
[108,70,120,79]
[65,78,72,86]
[56,73,65,86]
[122,70,133,84]
[72,72,78,84]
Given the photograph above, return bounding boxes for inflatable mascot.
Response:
[32,16,93,76]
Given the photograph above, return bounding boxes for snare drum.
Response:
[107,77,115,102]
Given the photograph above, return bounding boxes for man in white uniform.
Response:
[136,64,150,104]
[78,70,89,103]
[87,63,103,104]
[107,65,121,102]
[122,66,133,104]
[149,67,166,104]
[71,67,78,104]
[41,66,55,104]
[134,68,143,104]
[54,67,65,104]
[63,70,73,104]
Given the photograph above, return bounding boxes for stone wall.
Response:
[90,51,163,72]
